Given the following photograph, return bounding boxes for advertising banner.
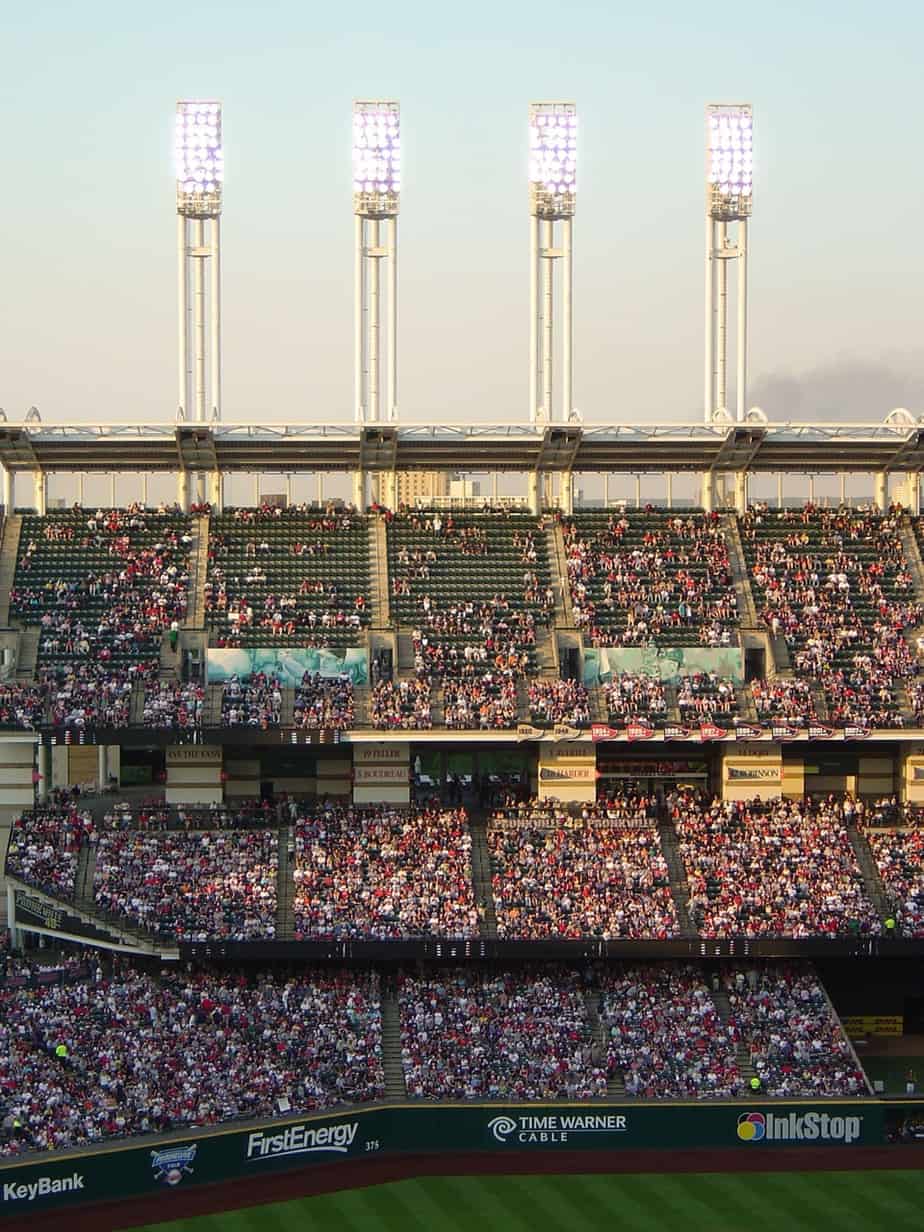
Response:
[207,647,368,686]
[584,646,744,687]
[0,1101,884,1213]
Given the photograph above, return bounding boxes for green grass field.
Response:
[128,1169,924,1231]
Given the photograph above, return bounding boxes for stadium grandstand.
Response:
[3,94,924,1231]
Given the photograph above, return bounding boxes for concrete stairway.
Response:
[545,524,576,626]
[74,842,98,913]
[515,679,530,724]
[0,515,22,626]
[14,627,40,682]
[396,631,416,677]
[711,986,758,1085]
[369,517,391,626]
[584,992,623,1097]
[279,689,295,727]
[469,820,498,938]
[723,515,759,627]
[203,683,223,726]
[658,820,696,938]
[275,826,295,940]
[534,626,558,676]
[184,514,210,629]
[380,989,407,1100]
[352,684,370,728]
[429,685,444,729]
[129,681,146,725]
[899,515,924,601]
[847,823,889,920]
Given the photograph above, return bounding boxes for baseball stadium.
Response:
[3,44,924,1232]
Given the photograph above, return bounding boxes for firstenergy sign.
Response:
[737,1111,863,1144]
[246,1122,359,1161]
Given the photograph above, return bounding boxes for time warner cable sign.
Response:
[488,1113,627,1145]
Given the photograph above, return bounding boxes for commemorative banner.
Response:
[808,724,835,740]
[771,723,800,742]
[699,722,727,742]
[590,724,621,742]
[626,721,655,742]
[734,724,764,740]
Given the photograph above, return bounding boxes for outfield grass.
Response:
[128,1168,924,1231]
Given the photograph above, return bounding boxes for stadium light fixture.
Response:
[176,100,223,219]
[706,103,752,221]
[352,101,400,218]
[529,102,577,219]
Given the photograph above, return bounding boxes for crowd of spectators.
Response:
[564,512,737,649]
[221,673,282,727]
[411,604,536,678]
[443,673,518,730]
[370,679,432,730]
[724,966,867,1096]
[398,969,606,1100]
[0,683,46,730]
[750,678,818,725]
[600,965,741,1098]
[0,966,383,1156]
[742,505,921,729]
[488,805,678,939]
[293,673,354,730]
[527,679,591,727]
[294,806,478,939]
[865,825,924,937]
[674,794,880,937]
[4,808,95,900]
[603,673,668,721]
[92,830,278,940]
[43,662,153,729]
[142,680,205,729]
[676,672,738,722]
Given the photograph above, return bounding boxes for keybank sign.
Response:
[3,1173,85,1202]
[737,1111,863,1144]
[246,1121,359,1161]
[489,1114,627,1145]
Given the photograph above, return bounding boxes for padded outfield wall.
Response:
[0,1100,884,1216]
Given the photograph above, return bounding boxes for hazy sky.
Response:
[0,0,921,428]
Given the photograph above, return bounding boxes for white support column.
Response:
[561,218,573,423]
[777,473,783,509]
[316,474,324,507]
[541,220,553,423]
[700,472,714,513]
[527,473,540,517]
[906,474,921,516]
[715,221,728,414]
[77,472,85,507]
[875,471,888,511]
[192,218,207,423]
[736,218,748,423]
[33,471,46,515]
[808,475,816,505]
[634,475,641,509]
[109,473,116,508]
[368,218,380,424]
[252,475,260,506]
[285,474,293,508]
[177,214,188,416]
[354,215,365,423]
[603,472,609,508]
[209,216,222,421]
[1,467,11,513]
[734,471,748,515]
[666,473,673,510]
[560,472,574,515]
[529,215,539,423]
[176,471,190,513]
[704,216,714,423]
[491,471,498,503]
[208,471,223,512]
[353,469,366,513]
[839,473,846,506]
[141,473,148,508]
[386,216,397,422]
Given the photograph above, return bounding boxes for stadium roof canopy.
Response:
[1,420,924,474]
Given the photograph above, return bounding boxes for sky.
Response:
[0,0,922,431]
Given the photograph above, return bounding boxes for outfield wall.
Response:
[0,1100,884,1216]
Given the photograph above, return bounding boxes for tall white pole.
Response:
[561,217,573,424]
[736,218,748,423]
[715,221,728,414]
[193,218,206,423]
[209,217,222,420]
[541,219,553,423]
[354,215,364,423]
[368,219,380,423]
[529,215,539,424]
[177,214,188,416]
[704,216,714,424]
[386,217,397,423]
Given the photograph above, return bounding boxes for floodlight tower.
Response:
[353,101,400,423]
[176,100,223,423]
[528,102,577,425]
[704,104,752,424]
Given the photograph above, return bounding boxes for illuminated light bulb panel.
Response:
[706,104,753,220]
[352,101,400,217]
[176,100,223,218]
[529,102,577,219]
